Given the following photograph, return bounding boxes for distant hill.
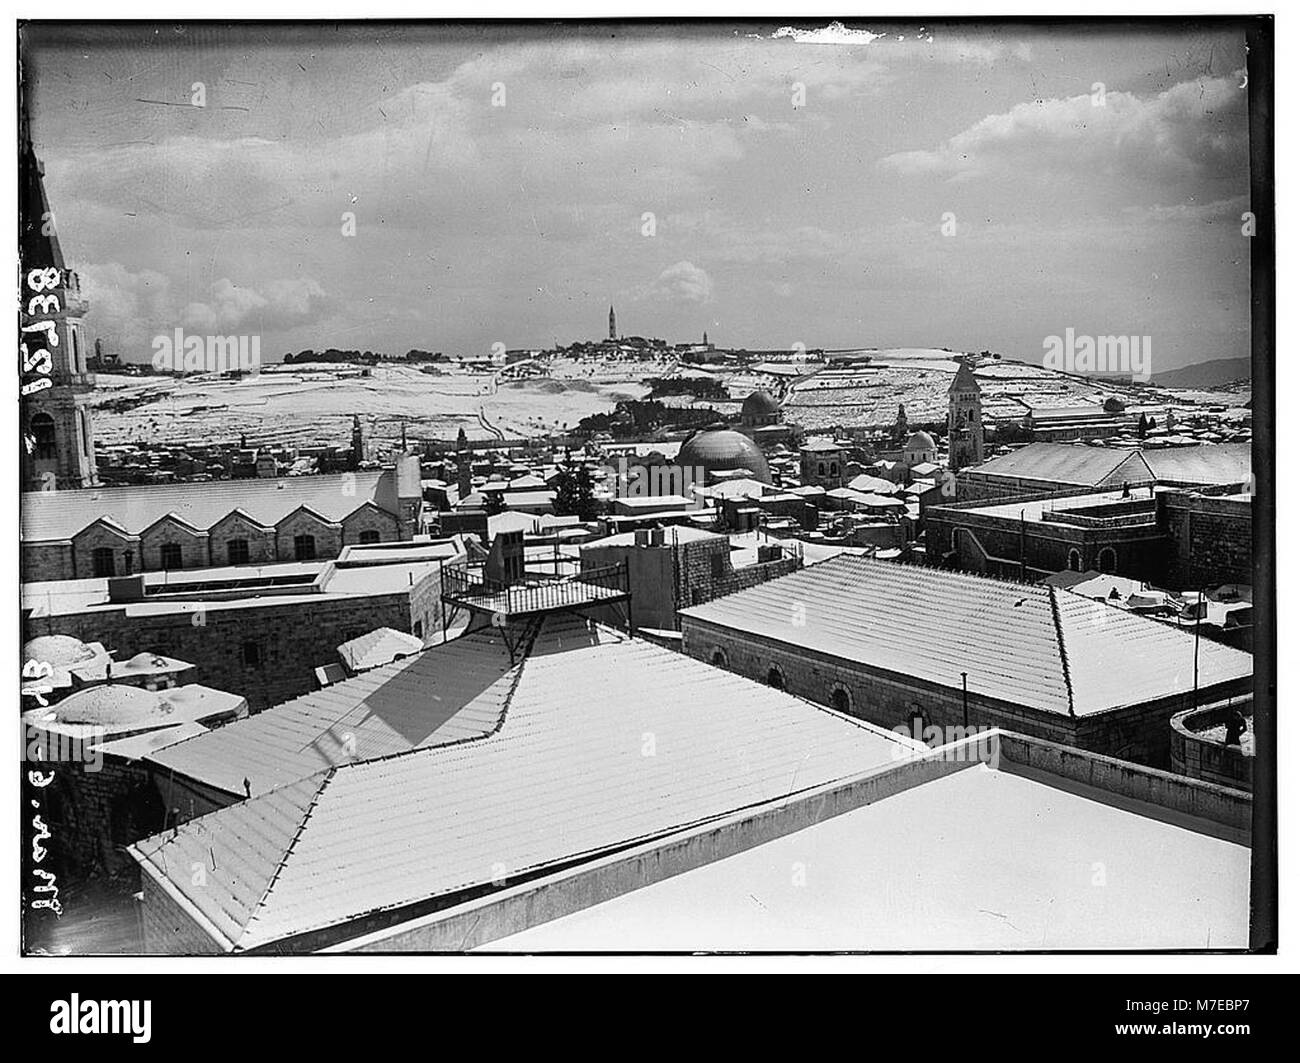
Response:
[1152,358,1251,389]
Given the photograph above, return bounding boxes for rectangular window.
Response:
[227,538,250,565]
[242,641,263,667]
[91,547,115,577]
[160,543,183,570]
[294,534,316,561]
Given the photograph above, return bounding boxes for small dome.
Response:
[679,429,772,484]
[741,390,780,418]
[905,431,937,452]
[24,635,94,667]
[44,684,173,728]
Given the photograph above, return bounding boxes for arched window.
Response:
[227,538,250,565]
[294,534,316,560]
[767,664,786,690]
[160,543,183,570]
[1067,548,1082,573]
[358,529,381,544]
[830,683,853,716]
[1097,547,1117,574]
[31,413,56,460]
[710,648,729,670]
[91,547,115,577]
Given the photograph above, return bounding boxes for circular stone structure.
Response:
[679,428,772,484]
[42,684,174,729]
[23,634,95,667]
[905,430,937,454]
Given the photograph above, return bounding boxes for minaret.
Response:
[894,403,909,444]
[350,414,364,467]
[947,358,985,472]
[608,305,617,341]
[20,105,98,491]
[456,427,472,497]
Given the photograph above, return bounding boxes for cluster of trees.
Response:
[576,399,723,438]
[282,349,449,365]
[552,461,597,521]
[645,376,729,401]
[283,349,382,365]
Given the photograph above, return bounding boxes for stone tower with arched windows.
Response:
[20,109,98,491]
[947,358,985,472]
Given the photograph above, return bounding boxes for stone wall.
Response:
[139,872,225,954]
[1159,492,1252,589]
[23,582,439,713]
[680,616,1250,767]
[1170,703,1254,791]
[21,541,73,582]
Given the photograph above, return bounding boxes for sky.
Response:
[22,20,1254,370]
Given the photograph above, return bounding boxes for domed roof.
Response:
[741,390,780,418]
[905,430,937,452]
[679,429,772,484]
[24,634,94,667]
[45,684,173,728]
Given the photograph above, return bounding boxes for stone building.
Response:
[799,440,845,489]
[926,451,1252,588]
[953,441,1250,503]
[740,389,781,429]
[22,682,248,878]
[678,427,773,484]
[947,359,984,471]
[22,539,464,712]
[679,555,1253,767]
[21,455,423,582]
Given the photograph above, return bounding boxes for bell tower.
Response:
[947,358,984,472]
[20,107,98,491]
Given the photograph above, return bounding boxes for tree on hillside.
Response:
[553,461,597,521]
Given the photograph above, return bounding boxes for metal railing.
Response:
[441,560,628,615]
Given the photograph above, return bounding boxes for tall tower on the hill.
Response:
[20,107,98,491]
[947,358,985,472]
[608,305,617,341]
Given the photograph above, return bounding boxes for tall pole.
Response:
[1192,585,1205,709]
[1019,509,1026,582]
[961,671,969,729]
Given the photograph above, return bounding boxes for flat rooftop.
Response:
[480,762,1249,952]
[22,553,453,618]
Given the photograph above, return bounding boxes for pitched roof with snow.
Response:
[131,614,911,951]
[679,556,1252,718]
[966,442,1250,490]
[145,628,517,798]
[21,465,418,544]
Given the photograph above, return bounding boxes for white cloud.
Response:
[880,72,1248,185]
[641,261,715,304]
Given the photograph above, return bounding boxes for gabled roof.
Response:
[139,512,207,537]
[131,614,911,951]
[1141,443,1251,486]
[22,471,392,544]
[274,503,341,530]
[679,556,1252,718]
[964,442,1149,486]
[145,627,517,798]
[336,627,424,673]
